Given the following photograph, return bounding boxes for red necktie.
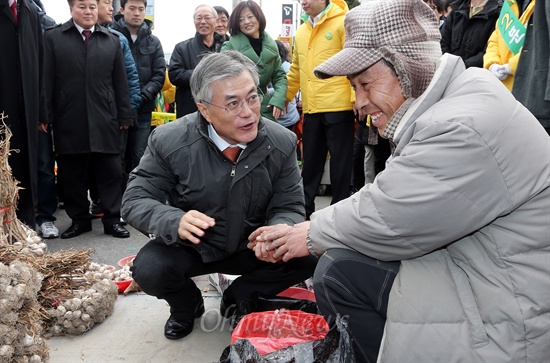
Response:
[11,1,17,24]
[82,30,91,45]
[222,147,242,164]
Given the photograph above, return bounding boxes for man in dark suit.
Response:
[0,0,46,228]
[44,0,134,239]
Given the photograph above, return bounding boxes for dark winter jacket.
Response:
[107,27,141,111]
[168,32,224,118]
[44,20,134,155]
[0,0,47,204]
[30,0,55,31]
[122,112,305,263]
[512,0,550,128]
[440,0,502,68]
[112,15,165,115]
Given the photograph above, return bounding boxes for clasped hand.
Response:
[178,212,311,263]
[489,63,512,81]
[247,221,311,263]
[178,210,215,244]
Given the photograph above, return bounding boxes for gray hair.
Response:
[191,51,260,104]
[193,4,218,19]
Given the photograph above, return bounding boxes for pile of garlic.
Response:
[10,232,47,258]
[112,265,132,283]
[0,261,48,363]
[85,262,115,281]
[47,279,118,336]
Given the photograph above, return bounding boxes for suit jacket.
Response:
[0,0,46,203]
[44,20,133,155]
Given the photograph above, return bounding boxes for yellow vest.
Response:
[286,0,354,114]
[483,0,536,91]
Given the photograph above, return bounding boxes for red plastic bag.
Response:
[277,286,316,302]
[231,309,329,356]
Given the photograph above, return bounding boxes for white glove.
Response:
[489,64,510,81]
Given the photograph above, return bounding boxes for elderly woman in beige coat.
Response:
[248,0,550,362]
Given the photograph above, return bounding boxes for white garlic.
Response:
[73,310,82,320]
[14,283,27,297]
[70,298,81,310]
[0,344,14,357]
[23,333,34,347]
[64,311,73,321]
[31,249,45,256]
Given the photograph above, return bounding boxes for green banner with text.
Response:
[497,0,527,54]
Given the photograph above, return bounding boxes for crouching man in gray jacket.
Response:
[251,0,550,362]
[121,51,317,340]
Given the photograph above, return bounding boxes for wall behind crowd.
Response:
[41,0,302,63]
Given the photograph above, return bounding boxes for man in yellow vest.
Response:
[286,0,355,219]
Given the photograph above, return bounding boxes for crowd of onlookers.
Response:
[4,0,545,240]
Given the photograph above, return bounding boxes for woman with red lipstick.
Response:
[221,1,287,121]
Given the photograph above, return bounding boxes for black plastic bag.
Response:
[220,316,354,363]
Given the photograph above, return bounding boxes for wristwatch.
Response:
[306,230,316,256]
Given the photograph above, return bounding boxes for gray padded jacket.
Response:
[309,54,550,362]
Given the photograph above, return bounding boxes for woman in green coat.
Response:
[221,1,287,121]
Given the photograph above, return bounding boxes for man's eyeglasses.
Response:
[201,94,263,116]
[195,16,214,22]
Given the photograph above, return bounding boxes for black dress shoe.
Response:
[104,223,130,238]
[220,293,237,319]
[61,223,92,239]
[164,300,205,340]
